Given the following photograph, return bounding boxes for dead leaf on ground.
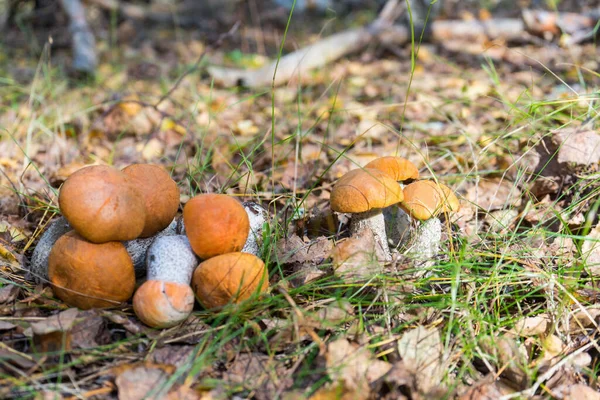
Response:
[150,345,196,367]
[553,128,600,166]
[115,363,175,400]
[330,231,381,281]
[457,376,516,399]
[30,308,78,354]
[465,179,522,211]
[553,383,600,400]
[325,339,392,398]
[276,234,333,286]
[508,315,550,336]
[222,352,292,400]
[0,283,19,303]
[397,325,446,394]
[581,223,600,276]
[479,335,530,389]
[71,309,110,349]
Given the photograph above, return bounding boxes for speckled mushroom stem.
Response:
[403,218,442,268]
[349,208,392,262]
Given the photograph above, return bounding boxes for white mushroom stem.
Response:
[403,218,442,268]
[349,209,391,262]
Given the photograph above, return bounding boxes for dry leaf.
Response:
[30,308,79,354]
[325,339,392,397]
[397,325,446,393]
[479,335,529,389]
[115,364,174,400]
[553,384,600,400]
[554,128,600,166]
[0,284,19,303]
[465,179,521,211]
[330,232,380,280]
[509,315,550,336]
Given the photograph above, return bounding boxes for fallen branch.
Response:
[208,7,600,89]
[60,0,97,74]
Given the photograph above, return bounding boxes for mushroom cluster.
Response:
[330,156,459,266]
[30,165,270,328]
[46,164,179,310]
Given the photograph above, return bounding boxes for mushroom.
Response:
[330,168,404,261]
[122,164,180,238]
[48,231,136,309]
[400,180,460,263]
[133,235,197,328]
[183,194,250,259]
[192,252,268,310]
[364,156,419,183]
[241,201,269,257]
[59,165,146,243]
[363,156,420,249]
[29,217,72,284]
[124,218,178,278]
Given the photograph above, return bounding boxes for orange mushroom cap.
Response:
[48,231,135,309]
[192,252,268,310]
[330,168,404,213]
[123,164,180,238]
[133,280,195,328]
[58,165,146,243]
[364,156,419,182]
[183,194,250,259]
[401,180,459,220]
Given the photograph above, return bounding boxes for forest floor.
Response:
[2,2,600,399]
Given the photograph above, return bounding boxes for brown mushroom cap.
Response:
[192,252,268,310]
[364,156,419,182]
[122,164,180,237]
[48,231,135,309]
[183,194,250,259]
[330,168,404,213]
[59,165,146,243]
[133,280,195,328]
[401,180,459,220]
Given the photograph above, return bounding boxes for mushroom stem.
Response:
[349,209,391,262]
[403,218,442,267]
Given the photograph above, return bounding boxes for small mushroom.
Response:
[124,219,178,278]
[122,164,180,238]
[183,194,249,259]
[364,156,419,183]
[48,231,136,309]
[364,156,419,249]
[192,252,268,310]
[133,235,197,328]
[59,165,146,243]
[29,217,72,284]
[241,201,268,257]
[330,168,404,261]
[400,180,459,264]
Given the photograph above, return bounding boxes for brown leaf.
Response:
[150,345,196,367]
[115,364,174,400]
[554,128,600,166]
[509,315,550,336]
[330,231,381,281]
[397,326,446,393]
[458,377,516,399]
[465,179,521,211]
[71,310,110,349]
[0,284,19,303]
[479,335,529,389]
[325,339,392,397]
[553,384,600,400]
[30,308,79,354]
[222,353,291,400]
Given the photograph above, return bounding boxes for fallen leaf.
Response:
[553,383,600,400]
[115,364,174,400]
[465,179,522,211]
[509,315,550,336]
[330,232,381,280]
[554,128,600,165]
[479,335,529,389]
[325,339,392,397]
[397,326,446,393]
[0,284,19,303]
[30,308,79,354]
